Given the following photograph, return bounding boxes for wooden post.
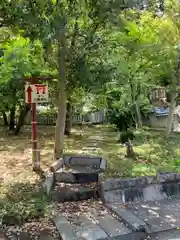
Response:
[31,102,40,171]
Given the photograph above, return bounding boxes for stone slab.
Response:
[149,229,180,239]
[100,174,180,194]
[70,214,108,240]
[106,203,147,232]
[52,214,77,240]
[53,183,98,202]
[63,155,104,169]
[50,158,64,172]
[90,210,132,238]
[127,199,180,233]
[55,169,75,183]
[55,166,99,183]
[159,173,180,183]
[100,181,180,204]
[100,158,107,170]
[101,176,156,192]
[161,181,180,199]
[42,172,55,196]
[98,232,146,240]
[18,232,31,240]
[39,231,59,240]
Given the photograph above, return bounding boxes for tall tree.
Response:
[0,36,49,134]
[0,0,130,159]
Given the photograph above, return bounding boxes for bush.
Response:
[107,109,135,131]
[119,130,134,144]
[37,107,56,117]
[0,184,51,226]
[106,88,152,131]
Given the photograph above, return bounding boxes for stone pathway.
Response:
[4,160,180,239]
[53,200,146,240]
[100,174,180,239]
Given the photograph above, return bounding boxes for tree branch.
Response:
[67,18,79,61]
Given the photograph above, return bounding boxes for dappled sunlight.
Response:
[131,163,156,176]
[0,124,179,236]
[0,124,179,186]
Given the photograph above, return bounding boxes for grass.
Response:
[0,124,179,226]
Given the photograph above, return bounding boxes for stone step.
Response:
[52,200,146,240]
[127,199,180,233]
[55,166,99,184]
[148,229,180,239]
[100,175,180,237]
[52,182,99,202]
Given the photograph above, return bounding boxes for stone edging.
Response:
[42,171,55,196]
[100,173,180,192]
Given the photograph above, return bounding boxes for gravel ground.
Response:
[55,182,98,191]
[57,199,111,219]
[3,200,111,239]
[3,218,59,239]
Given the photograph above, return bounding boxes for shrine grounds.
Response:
[0,124,179,232]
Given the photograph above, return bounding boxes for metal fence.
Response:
[24,109,107,125]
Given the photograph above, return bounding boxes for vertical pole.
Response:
[31,102,40,170]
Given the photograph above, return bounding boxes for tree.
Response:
[0,0,132,160]
[139,5,180,137]
[0,36,49,134]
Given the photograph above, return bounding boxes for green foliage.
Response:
[0,184,51,226]
[119,130,134,143]
[0,36,50,112]
[37,107,56,117]
[105,87,151,131]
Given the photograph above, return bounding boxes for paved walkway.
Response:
[53,200,146,240]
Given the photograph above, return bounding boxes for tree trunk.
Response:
[165,91,177,138]
[135,102,142,128]
[125,140,136,159]
[14,104,30,135]
[2,111,8,126]
[130,80,142,128]
[9,105,16,131]
[54,19,67,160]
[64,100,72,135]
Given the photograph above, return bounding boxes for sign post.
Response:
[25,83,48,171]
[31,102,39,170]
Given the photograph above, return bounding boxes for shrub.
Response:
[119,130,134,144]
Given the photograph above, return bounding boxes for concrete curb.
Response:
[50,158,64,172]
[52,214,77,240]
[52,183,99,202]
[100,158,107,171]
[42,172,55,196]
[99,173,180,236]
[101,173,180,192]
[63,155,107,171]
[106,203,147,232]
[99,173,180,204]
[100,176,156,192]
[159,173,180,183]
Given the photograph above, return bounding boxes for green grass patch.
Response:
[0,124,179,226]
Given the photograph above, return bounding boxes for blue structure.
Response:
[152,107,169,116]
